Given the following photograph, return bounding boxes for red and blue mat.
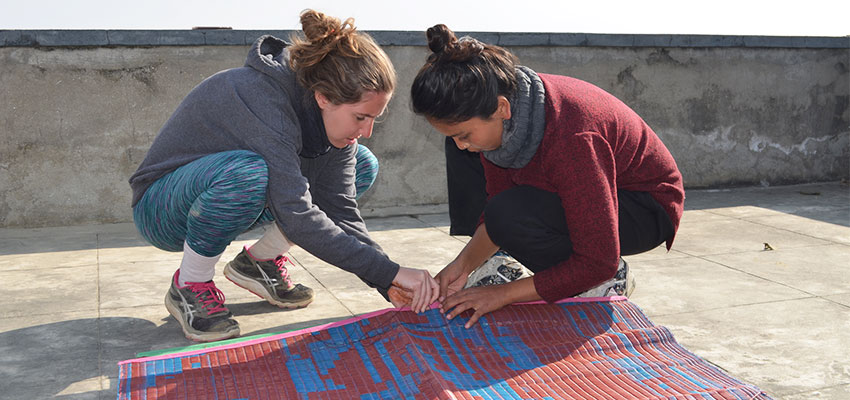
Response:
[117,297,772,399]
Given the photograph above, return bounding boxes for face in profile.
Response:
[427,96,511,152]
[429,117,503,152]
[315,91,392,148]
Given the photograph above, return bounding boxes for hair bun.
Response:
[426,24,458,54]
[300,9,353,43]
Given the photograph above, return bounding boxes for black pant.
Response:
[484,186,674,272]
[445,137,487,236]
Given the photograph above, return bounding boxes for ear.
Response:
[496,96,511,120]
[314,91,330,109]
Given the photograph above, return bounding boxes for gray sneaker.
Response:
[164,271,240,342]
[464,251,533,289]
[576,257,636,298]
[224,248,314,308]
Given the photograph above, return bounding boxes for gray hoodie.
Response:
[129,35,399,294]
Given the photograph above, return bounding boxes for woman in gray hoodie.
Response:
[129,10,437,342]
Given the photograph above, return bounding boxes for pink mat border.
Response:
[119,296,627,366]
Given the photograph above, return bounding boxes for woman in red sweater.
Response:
[409,25,685,328]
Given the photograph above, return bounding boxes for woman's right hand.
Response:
[391,267,439,314]
[436,223,499,306]
[435,260,470,305]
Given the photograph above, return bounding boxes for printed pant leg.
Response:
[354,144,379,200]
[248,143,381,229]
[210,143,381,233]
[133,150,269,257]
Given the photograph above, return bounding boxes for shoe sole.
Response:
[223,263,314,309]
[164,293,240,342]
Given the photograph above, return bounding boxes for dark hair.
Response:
[289,9,396,104]
[411,24,518,123]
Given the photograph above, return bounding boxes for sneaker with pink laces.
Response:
[164,271,240,342]
[224,247,314,308]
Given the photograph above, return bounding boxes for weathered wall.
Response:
[514,46,850,187]
[1,31,848,228]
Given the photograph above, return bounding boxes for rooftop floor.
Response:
[1,181,848,399]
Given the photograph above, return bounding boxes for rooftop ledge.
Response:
[1,29,848,48]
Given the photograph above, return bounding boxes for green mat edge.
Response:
[136,329,296,358]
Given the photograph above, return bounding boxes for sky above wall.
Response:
[2,0,848,37]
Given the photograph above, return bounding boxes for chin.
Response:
[329,139,350,149]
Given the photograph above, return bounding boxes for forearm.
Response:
[454,223,500,273]
[502,278,543,304]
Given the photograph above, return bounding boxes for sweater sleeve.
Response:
[252,133,400,292]
[307,143,399,291]
[532,132,621,302]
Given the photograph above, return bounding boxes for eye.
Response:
[356,116,366,121]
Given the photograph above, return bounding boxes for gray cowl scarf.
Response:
[482,66,546,169]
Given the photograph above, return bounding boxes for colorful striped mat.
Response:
[117,297,771,399]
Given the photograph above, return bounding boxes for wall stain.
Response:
[616,65,646,99]
[646,49,684,66]
[684,85,733,134]
[94,63,161,90]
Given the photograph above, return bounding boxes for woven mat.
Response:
[117,297,771,399]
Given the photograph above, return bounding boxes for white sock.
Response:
[178,242,222,287]
[247,224,292,260]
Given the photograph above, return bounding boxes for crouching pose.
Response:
[409,25,685,328]
[129,10,437,342]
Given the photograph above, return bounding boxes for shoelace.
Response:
[186,281,228,314]
[273,255,294,289]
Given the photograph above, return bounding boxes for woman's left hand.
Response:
[391,267,439,314]
[440,285,512,329]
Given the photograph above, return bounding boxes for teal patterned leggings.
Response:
[133,147,379,257]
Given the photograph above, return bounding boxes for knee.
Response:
[484,186,564,246]
[218,150,269,189]
[483,186,532,246]
[355,145,379,199]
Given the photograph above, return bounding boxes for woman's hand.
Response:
[440,285,512,329]
[441,278,540,329]
[436,223,500,302]
[435,260,470,303]
[390,267,439,313]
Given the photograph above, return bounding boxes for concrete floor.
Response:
[0,181,848,399]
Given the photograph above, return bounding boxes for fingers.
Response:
[465,309,485,329]
[416,271,437,313]
[422,273,434,313]
[440,287,498,329]
[436,272,450,303]
[392,268,441,314]
[428,275,439,306]
[442,294,471,320]
[410,273,423,314]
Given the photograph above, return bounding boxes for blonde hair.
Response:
[289,9,396,104]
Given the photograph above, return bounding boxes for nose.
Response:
[453,137,468,150]
[360,119,375,138]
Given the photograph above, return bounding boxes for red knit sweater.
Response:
[481,73,684,302]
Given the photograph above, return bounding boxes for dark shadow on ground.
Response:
[0,312,355,400]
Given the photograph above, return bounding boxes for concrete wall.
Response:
[1,31,848,228]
